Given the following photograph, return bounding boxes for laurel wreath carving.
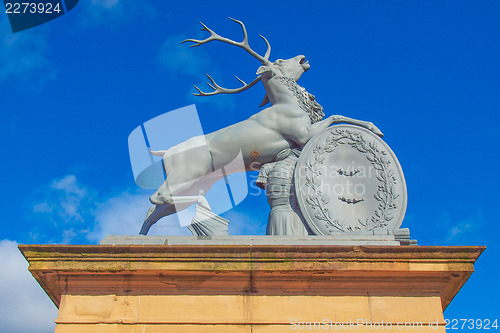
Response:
[303,128,399,233]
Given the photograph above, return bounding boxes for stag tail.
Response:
[150,150,166,157]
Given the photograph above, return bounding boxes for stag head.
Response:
[257,55,310,82]
[182,17,310,99]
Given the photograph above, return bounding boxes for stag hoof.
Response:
[150,192,174,205]
[144,205,156,220]
[367,122,384,138]
[139,206,157,235]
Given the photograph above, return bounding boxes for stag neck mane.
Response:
[263,74,325,124]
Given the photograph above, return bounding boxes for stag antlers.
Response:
[181,17,271,96]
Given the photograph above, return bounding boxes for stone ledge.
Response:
[99,233,413,246]
[19,244,484,312]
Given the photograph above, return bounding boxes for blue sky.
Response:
[0,0,499,332]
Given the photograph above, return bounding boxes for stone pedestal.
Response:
[19,243,484,332]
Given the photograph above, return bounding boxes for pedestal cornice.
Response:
[19,244,484,311]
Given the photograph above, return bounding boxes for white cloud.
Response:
[410,208,485,245]
[87,190,189,242]
[31,175,95,240]
[30,174,94,243]
[50,175,89,222]
[33,202,52,213]
[447,209,484,242]
[30,174,189,243]
[0,15,56,86]
[61,228,78,244]
[50,174,87,195]
[0,240,57,333]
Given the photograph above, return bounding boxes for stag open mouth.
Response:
[300,56,310,72]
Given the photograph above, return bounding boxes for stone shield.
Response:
[295,125,407,234]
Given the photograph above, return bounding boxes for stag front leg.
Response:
[329,115,384,137]
[292,115,383,146]
[289,115,340,146]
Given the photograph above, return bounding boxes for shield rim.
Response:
[294,124,408,235]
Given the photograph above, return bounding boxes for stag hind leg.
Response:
[150,141,214,205]
[140,198,203,235]
[140,204,177,235]
[141,176,222,235]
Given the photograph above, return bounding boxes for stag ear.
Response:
[259,94,270,107]
[256,65,272,75]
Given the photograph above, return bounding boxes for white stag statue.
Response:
[140,18,383,235]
